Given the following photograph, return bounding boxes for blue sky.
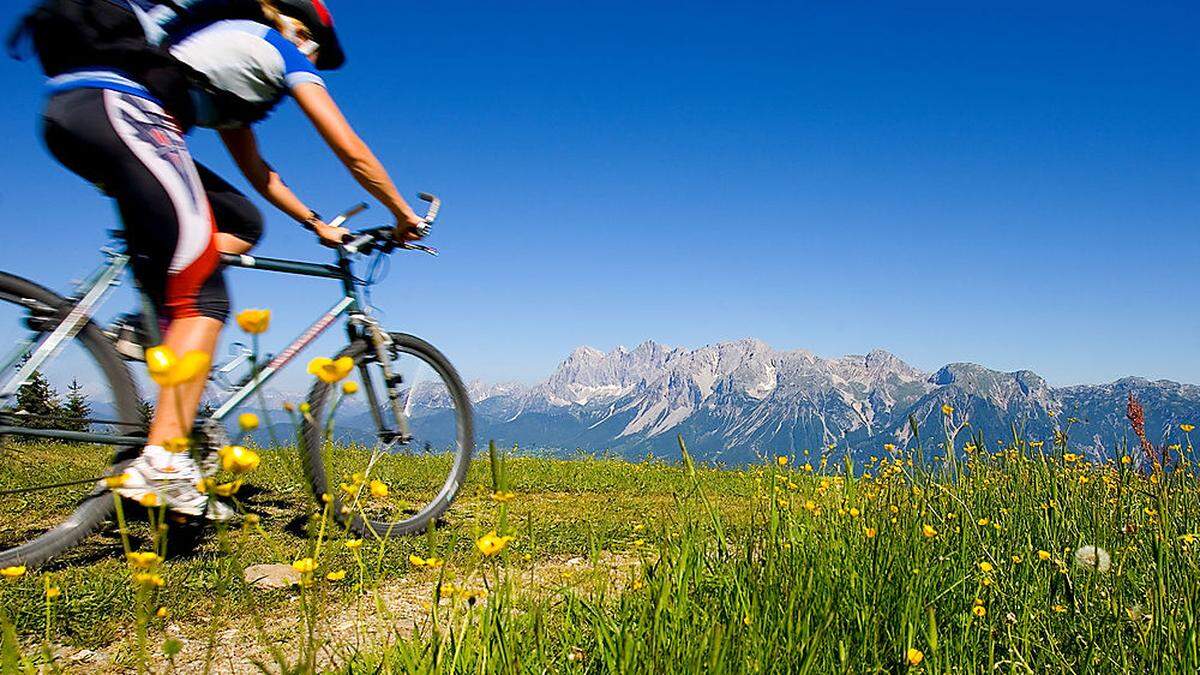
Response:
[0,0,1196,391]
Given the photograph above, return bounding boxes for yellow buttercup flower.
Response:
[972,605,986,617]
[475,531,513,557]
[238,413,259,431]
[127,552,162,569]
[369,480,389,498]
[848,507,860,518]
[1,566,26,579]
[864,527,877,539]
[326,570,347,581]
[155,607,169,619]
[145,346,177,382]
[307,356,355,383]
[922,524,938,538]
[1063,453,1080,463]
[133,573,165,588]
[235,308,271,335]
[941,404,954,416]
[219,446,261,474]
[291,558,315,574]
[104,473,130,489]
[45,586,61,599]
[1182,424,1195,433]
[978,561,994,573]
[344,539,363,550]
[342,380,359,395]
[213,481,242,498]
[776,456,788,466]
[906,648,924,666]
[883,443,896,452]
[1037,550,1051,561]
[147,348,211,386]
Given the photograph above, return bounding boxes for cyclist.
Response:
[31,0,427,516]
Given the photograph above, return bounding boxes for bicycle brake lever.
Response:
[403,243,439,256]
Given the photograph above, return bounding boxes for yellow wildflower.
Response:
[864,527,877,539]
[235,308,271,334]
[139,493,160,508]
[475,531,513,557]
[238,413,259,431]
[1,566,26,579]
[345,539,363,550]
[883,443,896,452]
[342,380,359,395]
[104,473,130,489]
[146,348,210,386]
[977,517,989,526]
[133,573,165,587]
[1182,424,1195,433]
[292,558,315,574]
[777,456,788,466]
[1052,604,1067,613]
[906,648,924,666]
[941,404,954,416]
[213,481,242,498]
[978,561,994,573]
[155,607,169,619]
[369,479,389,498]
[922,524,938,538]
[127,552,162,569]
[326,570,347,581]
[283,402,296,413]
[848,507,860,518]
[307,356,355,383]
[219,445,261,474]
[1037,550,1051,561]
[1063,453,1080,463]
[1012,555,1023,564]
[972,605,986,617]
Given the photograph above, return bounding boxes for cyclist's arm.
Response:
[291,82,424,235]
[218,127,313,224]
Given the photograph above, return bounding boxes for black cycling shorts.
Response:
[41,88,256,325]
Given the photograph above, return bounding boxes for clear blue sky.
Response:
[0,0,1196,391]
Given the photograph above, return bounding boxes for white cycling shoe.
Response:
[114,449,235,521]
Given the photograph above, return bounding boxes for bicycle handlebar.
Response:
[339,193,442,256]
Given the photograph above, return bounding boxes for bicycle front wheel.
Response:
[301,333,474,539]
[0,272,141,568]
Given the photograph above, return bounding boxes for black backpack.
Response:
[8,0,265,129]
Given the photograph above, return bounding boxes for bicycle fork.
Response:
[355,318,412,445]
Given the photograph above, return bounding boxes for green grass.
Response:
[1,425,1198,673]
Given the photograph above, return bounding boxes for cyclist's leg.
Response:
[197,162,264,256]
[43,89,230,516]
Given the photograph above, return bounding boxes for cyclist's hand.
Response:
[312,221,351,248]
[393,214,426,243]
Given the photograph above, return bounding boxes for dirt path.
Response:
[52,552,642,673]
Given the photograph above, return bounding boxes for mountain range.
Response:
[258,338,1196,464]
[444,339,1196,463]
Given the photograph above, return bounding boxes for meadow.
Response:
[0,416,1197,673]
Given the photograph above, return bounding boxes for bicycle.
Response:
[0,194,474,568]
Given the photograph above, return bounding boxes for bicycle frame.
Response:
[0,244,382,447]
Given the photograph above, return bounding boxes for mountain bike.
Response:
[0,195,474,568]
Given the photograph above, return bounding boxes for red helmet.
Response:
[274,0,345,70]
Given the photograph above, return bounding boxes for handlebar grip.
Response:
[418,192,441,225]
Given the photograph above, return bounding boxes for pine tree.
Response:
[137,398,155,430]
[63,379,93,433]
[15,366,61,430]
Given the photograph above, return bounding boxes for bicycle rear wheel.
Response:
[301,333,473,538]
[0,273,141,568]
